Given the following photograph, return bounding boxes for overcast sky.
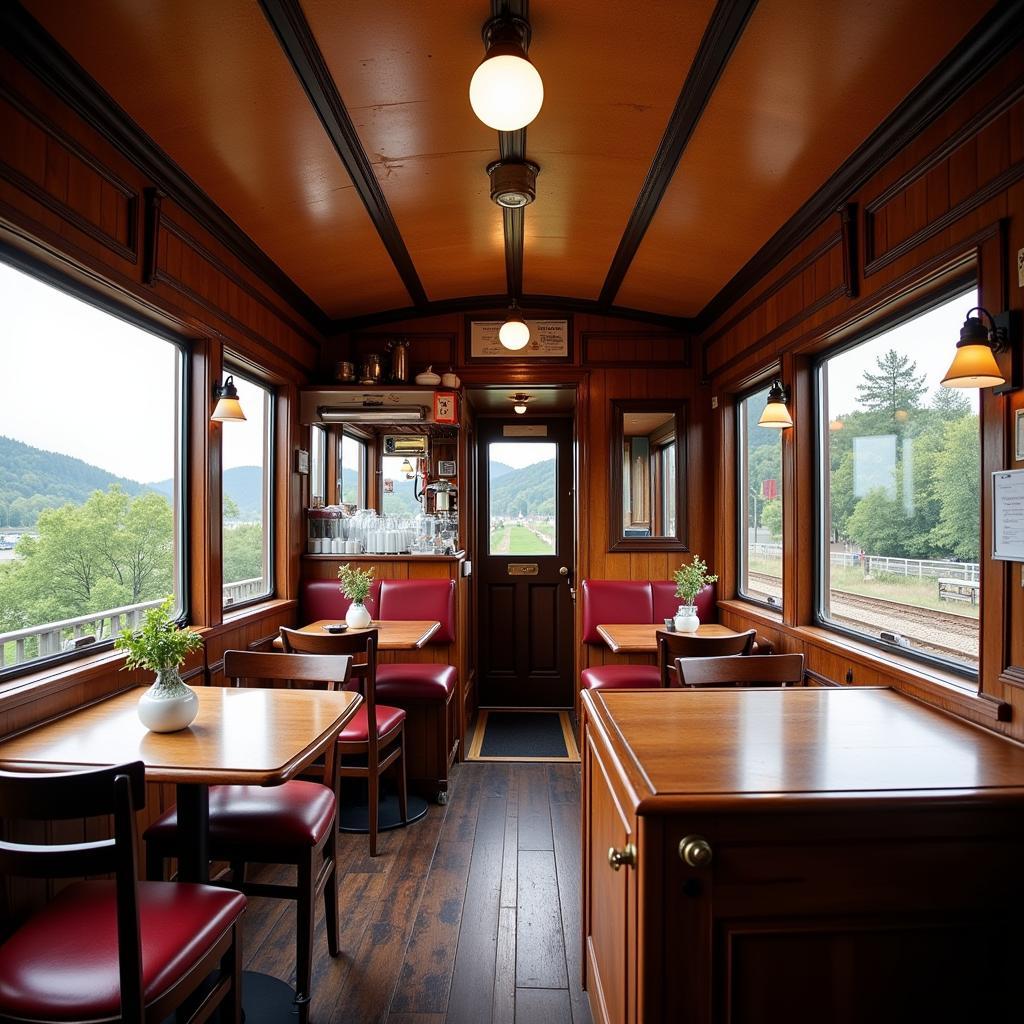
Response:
[0,260,265,481]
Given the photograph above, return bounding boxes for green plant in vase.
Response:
[338,563,375,628]
[671,556,719,633]
[115,598,204,732]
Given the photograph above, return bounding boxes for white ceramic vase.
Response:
[137,666,199,733]
[674,605,700,633]
[346,600,372,628]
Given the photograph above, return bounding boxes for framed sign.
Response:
[1016,408,1024,461]
[466,316,572,362]
[433,391,458,424]
[993,470,1024,562]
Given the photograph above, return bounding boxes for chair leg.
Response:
[367,767,379,857]
[295,854,315,1024]
[324,819,340,958]
[218,921,243,1024]
[145,843,164,882]
[396,732,408,826]
[230,859,245,885]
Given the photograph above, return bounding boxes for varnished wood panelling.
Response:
[580,332,688,368]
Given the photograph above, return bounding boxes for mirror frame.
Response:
[608,398,688,552]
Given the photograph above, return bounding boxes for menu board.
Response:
[469,319,570,359]
[992,470,1024,562]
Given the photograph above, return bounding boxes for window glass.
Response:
[381,455,422,514]
[339,433,366,506]
[310,425,326,505]
[738,386,783,607]
[221,370,272,607]
[0,259,185,672]
[488,442,556,555]
[818,290,979,670]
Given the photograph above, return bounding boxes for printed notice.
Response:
[470,319,569,358]
[993,470,1024,562]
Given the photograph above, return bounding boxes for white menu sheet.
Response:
[992,470,1024,562]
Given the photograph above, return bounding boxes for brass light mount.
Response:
[481,13,532,59]
[488,159,540,208]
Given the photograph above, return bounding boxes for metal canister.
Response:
[389,339,409,383]
[334,360,356,382]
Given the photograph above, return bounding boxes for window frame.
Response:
[310,424,327,505]
[811,281,980,680]
[0,248,191,680]
[736,380,783,613]
[339,429,369,508]
[220,363,275,611]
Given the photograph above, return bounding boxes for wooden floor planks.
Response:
[240,761,592,1024]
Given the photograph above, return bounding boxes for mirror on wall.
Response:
[609,399,687,551]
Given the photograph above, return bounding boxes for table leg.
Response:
[174,782,209,883]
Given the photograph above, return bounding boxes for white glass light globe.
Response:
[514,403,528,415]
[470,53,544,131]
[499,317,530,350]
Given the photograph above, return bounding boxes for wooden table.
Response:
[273,619,441,651]
[0,685,362,882]
[596,622,736,654]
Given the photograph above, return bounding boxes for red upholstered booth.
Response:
[298,577,458,803]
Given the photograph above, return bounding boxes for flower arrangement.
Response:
[338,563,375,604]
[672,556,719,607]
[114,598,203,672]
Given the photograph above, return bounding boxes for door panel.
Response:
[478,418,574,707]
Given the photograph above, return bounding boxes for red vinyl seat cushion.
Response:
[580,580,655,643]
[301,578,381,623]
[339,704,406,743]
[0,880,245,1021]
[377,579,456,643]
[376,663,457,701]
[144,780,336,850]
[581,664,660,690]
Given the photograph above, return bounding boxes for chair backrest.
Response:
[277,629,381,755]
[657,628,756,686]
[0,761,147,1016]
[580,580,655,643]
[675,653,805,688]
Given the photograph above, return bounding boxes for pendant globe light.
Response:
[499,301,530,350]
[469,14,543,132]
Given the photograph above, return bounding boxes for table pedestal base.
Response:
[240,970,302,1022]
[337,778,428,833]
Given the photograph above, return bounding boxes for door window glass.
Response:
[488,442,557,555]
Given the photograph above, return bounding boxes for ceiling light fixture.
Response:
[211,375,246,422]
[510,392,531,415]
[499,301,530,351]
[469,13,543,131]
[941,306,1014,390]
[488,159,539,208]
[757,379,793,429]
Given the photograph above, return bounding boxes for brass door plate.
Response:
[507,563,539,576]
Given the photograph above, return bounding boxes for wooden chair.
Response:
[657,628,757,687]
[279,627,407,857]
[144,651,352,1024]
[0,761,245,1024]
[675,652,806,688]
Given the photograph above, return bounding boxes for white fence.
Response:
[0,577,265,669]
[749,543,979,582]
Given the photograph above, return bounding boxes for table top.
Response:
[274,619,440,651]
[0,686,362,786]
[583,687,1024,809]
[596,622,736,653]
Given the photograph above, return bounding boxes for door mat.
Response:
[466,710,579,763]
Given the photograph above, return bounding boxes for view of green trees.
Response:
[489,459,555,519]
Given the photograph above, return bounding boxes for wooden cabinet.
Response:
[581,687,1024,1024]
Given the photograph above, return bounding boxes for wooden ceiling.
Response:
[19,0,999,327]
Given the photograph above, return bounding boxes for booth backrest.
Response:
[378,579,456,644]
[582,579,717,644]
[301,578,381,623]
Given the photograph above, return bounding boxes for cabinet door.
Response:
[585,738,636,1024]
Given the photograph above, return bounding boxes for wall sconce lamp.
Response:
[499,301,530,351]
[211,375,246,422]
[941,307,1018,392]
[469,13,543,131]
[509,392,531,415]
[757,379,793,429]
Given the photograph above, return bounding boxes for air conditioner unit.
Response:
[383,435,429,456]
[300,388,436,424]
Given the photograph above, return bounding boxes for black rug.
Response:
[468,710,579,762]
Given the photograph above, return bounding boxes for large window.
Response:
[817,289,980,671]
[221,369,273,607]
[0,259,185,673]
[339,432,367,507]
[738,385,783,607]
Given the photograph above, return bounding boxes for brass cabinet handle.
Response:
[678,835,713,868]
[607,843,637,871]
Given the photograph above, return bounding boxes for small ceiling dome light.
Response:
[469,14,543,131]
[211,375,246,422]
[757,379,793,429]
[510,392,531,415]
[488,159,539,209]
[941,306,1010,389]
[499,302,530,350]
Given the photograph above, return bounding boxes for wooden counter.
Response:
[580,687,1024,1024]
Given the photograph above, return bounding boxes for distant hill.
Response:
[489,461,514,479]
[150,466,264,522]
[0,435,145,527]
[490,459,555,518]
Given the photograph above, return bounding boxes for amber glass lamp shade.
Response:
[211,375,247,422]
[941,310,1007,388]
[757,380,793,429]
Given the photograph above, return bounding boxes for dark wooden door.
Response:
[477,418,574,708]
